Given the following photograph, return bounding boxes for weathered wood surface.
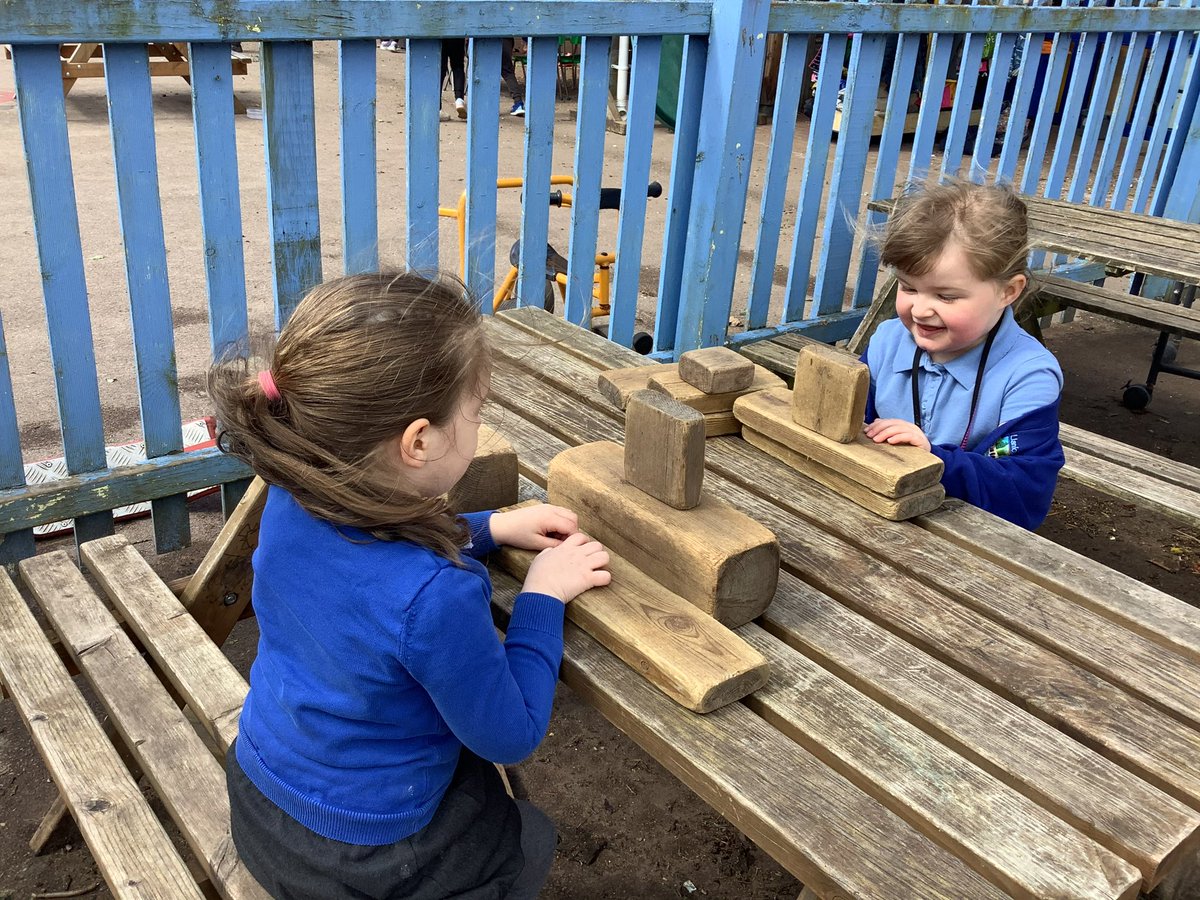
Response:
[597,365,659,409]
[19,552,267,899]
[1036,275,1200,339]
[742,427,945,520]
[679,346,755,393]
[0,570,204,899]
[448,423,519,513]
[734,387,943,498]
[1062,445,1200,530]
[494,528,769,713]
[624,390,706,510]
[790,342,870,443]
[548,441,779,626]
[649,364,786,414]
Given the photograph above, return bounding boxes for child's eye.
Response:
[938,294,960,302]
[898,284,916,293]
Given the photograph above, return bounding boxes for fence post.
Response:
[674,0,771,355]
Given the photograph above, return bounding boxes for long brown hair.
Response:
[880,180,1033,309]
[209,271,489,559]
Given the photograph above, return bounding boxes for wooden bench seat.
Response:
[1036,275,1200,339]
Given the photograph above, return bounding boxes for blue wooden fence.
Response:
[0,0,1197,562]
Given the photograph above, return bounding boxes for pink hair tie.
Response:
[258,370,282,403]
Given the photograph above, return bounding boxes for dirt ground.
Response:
[1,43,1199,900]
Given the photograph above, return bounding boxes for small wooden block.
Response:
[649,365,786,414]
[598,366,659,409]
[733,388,942,498]
[449,424,519,513]
[704,411,741,437]
[742,428,946,520]
[624,390,706,510]
[548,441,779,626]
[679,346,755,393]
[791,343,871,443]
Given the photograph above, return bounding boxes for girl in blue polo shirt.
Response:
[863,181,1064,529]
[209,271,610,899]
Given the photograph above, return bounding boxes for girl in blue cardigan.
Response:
[863,181,1065,529]
[210,271,610,899]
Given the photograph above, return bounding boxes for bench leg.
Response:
[28,794,71,855]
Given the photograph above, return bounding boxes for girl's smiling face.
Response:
[894,241,1026,364]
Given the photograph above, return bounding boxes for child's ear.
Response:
[1000,273,1026,307]
[395,418,433,469]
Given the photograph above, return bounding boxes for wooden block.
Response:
[598,365,659,409]
[704,411,741,437]
[649,364,786,414]
[494,512,770,713]
[791,343,871,443]
[734,388,942,498]
[624,390,706,510]
[742,428,945,520]
[449,424,519,513]
[548,441,779,626]
[679,346,755,393]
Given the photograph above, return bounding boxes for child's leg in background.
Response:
[501,37,525,105]
[506,800,557,900]
[441,38,467,100]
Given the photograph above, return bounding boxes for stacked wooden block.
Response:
[498,390,778,713]
[733,343,945,520]
[599,347,785,436]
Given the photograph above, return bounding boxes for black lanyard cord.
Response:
[911,318,1003,450]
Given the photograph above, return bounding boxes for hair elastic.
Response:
[258,370,282,403]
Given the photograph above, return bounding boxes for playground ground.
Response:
[1,42,1199,900]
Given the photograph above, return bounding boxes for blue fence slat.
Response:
[1111,27,1175,209]
[610,35,662,348]
[1019,26,1075,195]
[1132,33,1195,214]
[940,30,987,180]
[784,33,847,323]
[261,42,323,327]
[970,28,1018,182]
[1147,30,1200,217]
[104,42,189,552]
[673,0,771,354]
[12,43,112,547]
[405,39,441,274]
[517,36,558,309]
[996,24,1045,184]
[813,31,886,317]
[1089,30,1150,206]
[339,40,378,275]
[747,33,808,331]
[464,38,502,310]
[653,34,707,352]
[907,33,955,185]
[566,36,612,328]
[1043,30,1102,199]
[1066,29,1125,204]
[0,314,35,564]
[853,28,922,309]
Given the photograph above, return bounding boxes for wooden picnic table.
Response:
[483,307,1200,900]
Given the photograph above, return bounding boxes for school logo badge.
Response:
[987,435,1018,458]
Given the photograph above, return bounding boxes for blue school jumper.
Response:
[864,309,1065,529]
[234,486,564,846]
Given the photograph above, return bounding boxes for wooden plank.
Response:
[703,410,740,438]
[1059,423,1200,495]
[624,390,706,510]
[738,339,798,380]
[464,37,501,308]
[741,627,1142,900]
[790,343,870,443]
[404,38,441,273]
[449,423,519,513]
[679,346,754,394]
[181,476,267,646]
[81,535,248,753]
[487,568,1011,899]
[1062,446,1200,531]
[846,275,897,356]
[548,441,778,626]
[733,388,943,498]
[0,570,203,899]
[496,307,655,370]
[598,365,661,409]
[649,364,784,414]
[0,311,35,564]
[517,36,557,310]
[20,553,268,899]
[494,531,768,713]
[339,39,379,275]
[1035,275,1200,339]
[742,428,944,521]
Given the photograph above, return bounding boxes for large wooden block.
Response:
[791,343,871,443]
[733,388,942,498]
[742,428,946,520]
[548,442,779,626]
[679,346,755,393]
[649,365,786,415]
[495,531,770,713]
[598,366,658,409]
[448,424,519,513]
[625,390,706,510]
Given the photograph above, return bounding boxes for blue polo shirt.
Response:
[865,308,1062,451]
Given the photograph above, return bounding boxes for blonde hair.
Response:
[209,271,489,560]
[880,180,1033,308]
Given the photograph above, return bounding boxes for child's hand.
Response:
[864,418,932,452]
[490,504,579,550]
[522,532,611,603]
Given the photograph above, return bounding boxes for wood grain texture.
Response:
[742,428,945,520]
[19,553,267,899]
[81,535,248,754]
[598,365,659,409]
[734,388,943,497]
[448,424,519,513]
[1062,445,1200,531]
[497,307,655,371]
[0,569,203,899]
[649,364,786,415]
[548,441,779,626]
[624,389,705,509]
[678,346,755,393]
[790,343,870,443]
[495,531,768,713]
